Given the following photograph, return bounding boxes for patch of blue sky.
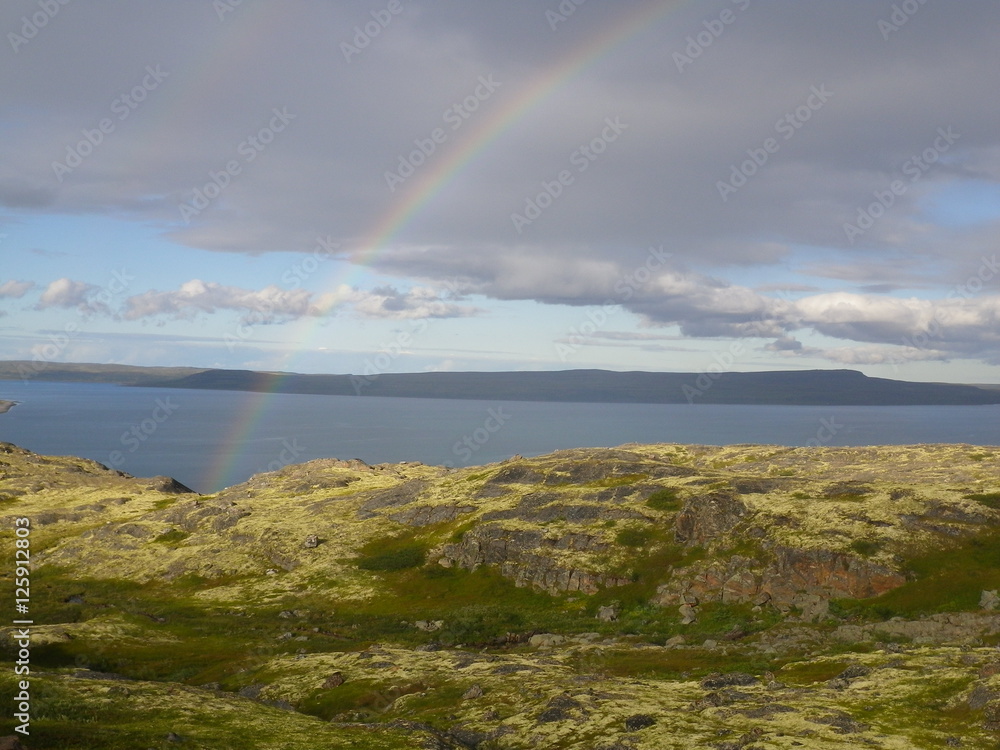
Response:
[2,214,350,296]
[920,180,1000,229]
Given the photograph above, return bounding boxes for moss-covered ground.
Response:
[2,441,1000,748]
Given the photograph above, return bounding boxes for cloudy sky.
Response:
[2,0,999,383]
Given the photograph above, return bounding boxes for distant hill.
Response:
[2,360,999,405]
[0,360,204,385]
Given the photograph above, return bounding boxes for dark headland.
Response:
[1,360,999,405]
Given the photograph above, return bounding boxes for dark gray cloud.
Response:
[3,0,999,367]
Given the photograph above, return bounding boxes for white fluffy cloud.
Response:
[37,278,100,310]
[123,280,322,323]
[119,280,478,323]
[0,280,34,298]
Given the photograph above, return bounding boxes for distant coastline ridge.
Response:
[0,361,999,406]
[0,400,17,414]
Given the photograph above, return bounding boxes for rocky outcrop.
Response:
[480,491,646,524]
[389,504,475,526]
[654,546,906,617]
[674,491,750,546]
[356,480,430,518]
[437,524,630,594]
[833,612,1000,644]
[160,498,251,532]
[143,476,195,494]
[766,546,906,601]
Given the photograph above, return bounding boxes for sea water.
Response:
[1,380,997,493]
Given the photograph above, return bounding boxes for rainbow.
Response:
[354,0,690,265]
[201,0,692,491]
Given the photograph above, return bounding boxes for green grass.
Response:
[966,491,1000,509]
[645,487,682,511]
[0,671,417,749]
[16,566,312,685]
[153,528,189,545]
[725,538,772,562]
[684,601,782,639]
[361,564,570,639]
[580,644,786,681]
[356,543,426,571]
[831,528,1000,619]
[615,526,655,547]
[389,681,469,726]
[437,604,527,645]
[355,531,431,571]
[541,471,651,489]
[871,674,980,744]
[778,659,852,685]
[0,493,21,509]
[297,676,415,721]
[448,519,477,543]
[850,538,883,557]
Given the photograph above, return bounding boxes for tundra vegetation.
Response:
[2,441,1000,748]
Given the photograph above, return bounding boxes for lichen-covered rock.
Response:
[674,491,749,546]
[597,604,620,622]
[679,603,698,625]
[461,683,483,700]
[655,545,906,612]
[437,523,629,594]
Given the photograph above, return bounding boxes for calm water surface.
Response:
[1,381,997,493]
